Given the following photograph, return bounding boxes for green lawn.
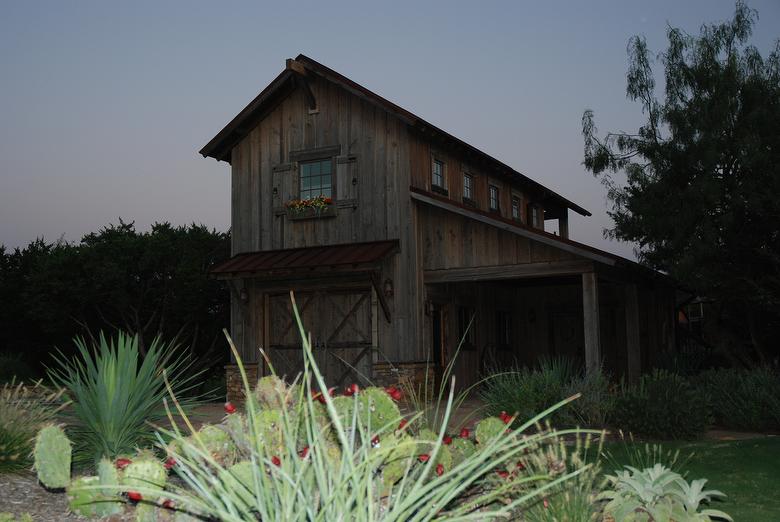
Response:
[602,437,780,521]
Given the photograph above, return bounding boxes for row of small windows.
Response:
[432,159,540,227]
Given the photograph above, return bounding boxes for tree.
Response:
[0,222,230,376]
[582,2,780,361]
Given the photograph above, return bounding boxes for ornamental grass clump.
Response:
[47,331,205,465]
[150,292,596,521]
[0,380,64,473]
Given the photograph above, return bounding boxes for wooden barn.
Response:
[201,55,678,401]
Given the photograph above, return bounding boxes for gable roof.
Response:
[200,54,591,217]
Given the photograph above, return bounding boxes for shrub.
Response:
[694,367,780,431]
[610,370,711,439]
[481,358,612,428]
[47,331,204,465]
[596,464,732,521]
[147,294,596,521]
[0,380,63,473]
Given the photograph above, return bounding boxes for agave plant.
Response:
[147,292,597,521]
[597,464,732,522]
[47,331,204,465]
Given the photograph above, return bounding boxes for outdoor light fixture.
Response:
[352,177,358,185]
[272,187,278,195]
[239,287,248,303]
[383,278,394,298]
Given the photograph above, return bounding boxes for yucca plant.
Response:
[148,292,597,521]
[47,331,204,465]
[0,380,65,473]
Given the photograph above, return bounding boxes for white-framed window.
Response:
[432,159,445,188]
[489,185,499,211]
[299,158,333,200]
[511,196,521,221]
[463,173,473,200]
[530,205,540,228]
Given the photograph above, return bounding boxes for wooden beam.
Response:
[582,271,601,374]
[371,273,392,323]
[424,260,594,284]
[624,283,641,383]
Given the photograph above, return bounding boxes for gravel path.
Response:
[0,472,85,521]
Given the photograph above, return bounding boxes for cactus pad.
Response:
[123,451,167,499]
[475,417,506,445]
[358,387,401,434]
[33,424,71,489]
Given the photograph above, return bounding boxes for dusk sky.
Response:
[1,1,778,259]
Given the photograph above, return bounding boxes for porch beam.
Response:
[582,271,601,374]
[624,283,641,383]
[424,260,594,283]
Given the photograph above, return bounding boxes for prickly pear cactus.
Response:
[223,412,250,455]
[449,437,477,465]
[123,451,167,499]
[358,387,401,433]
[95,457,123,517]
[192,424,237,466]
[219,460,255,510]
[416,429,453,472]
[33,424,71,489]
[380,433,415,489]
[475,417,506,445]
[253,375,288,409]
[332,396,357,426]
[134,502,157,522]
[252,408,285,456]
[66,476,102,517]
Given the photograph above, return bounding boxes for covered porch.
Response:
[422,260,676,390]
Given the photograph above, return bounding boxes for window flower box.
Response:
[285,196,337,220]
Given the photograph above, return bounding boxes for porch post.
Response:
[582,271,601,373]
[624,283,641,383]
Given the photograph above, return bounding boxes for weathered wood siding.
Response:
[408,137,545,228]
[227,78,419,367]
[416,204,579,271]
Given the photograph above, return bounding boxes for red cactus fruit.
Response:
[299,446,310,459]
[385,386,403,401]
[443,435,453,445]
[271,455,281,467]
[371,435,380,448]
[127,491,142,502]
[115,457,132,470]
[418,454,430,463]
[459,428,470,438]
[344,383,359,396]
[224,402,237,414]
[164,457,176,470]
[398,419,408,430]
[497,470,509,479]
[436,463,444,476]
[162,499,175,509]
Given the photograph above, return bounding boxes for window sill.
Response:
[462,197,477,208]
[431,185,449,196]
[489,207,501,215]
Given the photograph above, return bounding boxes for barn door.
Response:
[267,290,373,386]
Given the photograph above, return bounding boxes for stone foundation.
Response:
[372,362,435,391]
[225,361,435,403]
[225,363,259,405]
